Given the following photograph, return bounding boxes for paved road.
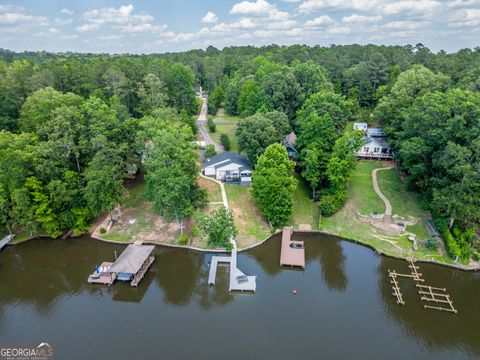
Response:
[196,99,223,153]
[372,167,395,221]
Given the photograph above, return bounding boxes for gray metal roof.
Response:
[367,128,385,137]
[363,136,390,148]
[203,152,251,170]
[109,244,155,274]
[284,132,297,146]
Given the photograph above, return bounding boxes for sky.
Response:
[0,0,479,54]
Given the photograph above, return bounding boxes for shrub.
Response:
[207,119,216,133]
[178,233,188,245]
[439,223,474,263]
[425,237,438,251]
[196,97,203,113]
[99,227,106,234]
[220,133,231,151]
[319,189,347,217]
[205,144,217,158]
[226,243,233,252]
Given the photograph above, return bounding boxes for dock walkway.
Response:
[280,227,305,268]
[208,256,231,285]
[208,240,256,292]
[0,235,14,251]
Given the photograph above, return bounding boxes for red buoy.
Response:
[292,289,297,295]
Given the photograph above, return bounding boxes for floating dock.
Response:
[88,243,155,287]
[208,256,231,285]
[208,240,256,292]
[280,227,305,268]
[88,262,117,285]
[0,234,14,251]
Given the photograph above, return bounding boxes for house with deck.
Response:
[357,127,394,159]
[203,152,252,184]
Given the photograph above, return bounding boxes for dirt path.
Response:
[196,98,223,153]
[372,167,395,217]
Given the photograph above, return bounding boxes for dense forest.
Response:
[0,43,479,260]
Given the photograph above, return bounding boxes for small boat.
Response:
[117,272,133,282]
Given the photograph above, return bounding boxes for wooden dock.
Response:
[88,244,155,287]
[280,227,305,268]
[387,259,457,314]
[388,270,405,305]
[88,262,117,285]
[131,256,155,287]
[0,234,14,251]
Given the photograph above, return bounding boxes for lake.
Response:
[0,233,479,359]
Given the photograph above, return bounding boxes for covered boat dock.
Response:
[88,243,155,287]
[280,227,305,268]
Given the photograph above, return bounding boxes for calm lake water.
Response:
[0,233,479,360]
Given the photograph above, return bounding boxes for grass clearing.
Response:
[101,180,186,246]
[210,118,239,152]
[198,176,223,202]
[320,161,448,263]
[290,175,320,230]
[224,184,271,248]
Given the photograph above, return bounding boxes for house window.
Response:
[363,147,369,152]
[241,172,251,177]
[373,147,380,153]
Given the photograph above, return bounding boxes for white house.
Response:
[357,128,394,159]
[283,131,298,159]
[354,122,368,132]
[203,152,252,184]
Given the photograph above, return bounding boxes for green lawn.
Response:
[198,176,223,202]
[101,180,186,245]
[377,168,430,239]
[224,184,271,248]
[320,161,450,263]
[290,176,320,230]
[210,116,239,152]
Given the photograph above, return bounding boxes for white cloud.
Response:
[449,8,480,27]
[61,8,74,15]
[305,15,334,26]
[447,0,480,7]
[120,23,168,33]
[230,0,289,20]
[54,17,73,26]
[327,25,351,34]
[98,35,122,41]
[202,11,218,23]
[384,20,428,30]
[231,0,275,15]
[383,0,442,15]
[0,5,49,30]
[83,4,153,25]
[342,14,383,23]
[0,12,32,24]
[299,0,380,13]
[48,28,59,33]
[230,17,257,29]
[265,19,297,29]
[76,23,100,32]
[61,34,80,40]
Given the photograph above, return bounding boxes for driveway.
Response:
[196,99,223,153]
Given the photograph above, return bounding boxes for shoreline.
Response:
[7,228,479,272]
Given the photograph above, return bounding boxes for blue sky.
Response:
[0,0,479,54]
